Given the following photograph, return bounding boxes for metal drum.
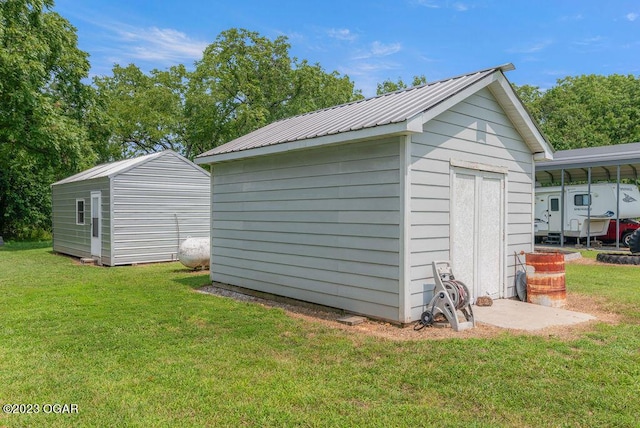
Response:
[525,252,566,308]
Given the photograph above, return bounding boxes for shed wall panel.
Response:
[210,139,402,321]
[52,178,111,264]
[111,155,210,265]
[408,88,534,319]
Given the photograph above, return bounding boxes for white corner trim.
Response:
[398,135,412,323]
[450,158,508,174]
[406,114,426,133]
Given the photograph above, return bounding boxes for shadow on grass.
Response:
[173,271,211,290]
[0,241,53,251]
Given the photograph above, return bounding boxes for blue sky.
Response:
[54,0,640,97]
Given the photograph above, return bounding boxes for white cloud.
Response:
[327,28,357,42]
[453,3,469,12]
[344,61,399,74]
[570,36,608,53]
[572,36,605,47]
[352,41,402,60]
[361,41,402,58]
[626,12,638,21]
[560,13,583,21]
[340,61,402,97]
[113,26,209,62]
[413,0,441,8]
[413,0,471,11]
[507,40,553,54]
[543,69,570,77]
[370,41,402,56]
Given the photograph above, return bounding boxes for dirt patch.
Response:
[197,277,620,342]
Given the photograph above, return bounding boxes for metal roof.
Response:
[197,64,526,160]
[535,142,640,184]
[52,150,204,186]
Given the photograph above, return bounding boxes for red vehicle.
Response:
[601,219,640,246]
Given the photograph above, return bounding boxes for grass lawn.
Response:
[1,243,640,427]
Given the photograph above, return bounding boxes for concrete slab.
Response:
[473,299,596,331]
[337,315,366,326]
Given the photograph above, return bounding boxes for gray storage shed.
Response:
[196,64,554,324]
[52,150,210,266]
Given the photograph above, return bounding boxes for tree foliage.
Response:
[0,0,94,238]
[5,2,640,240]
[92,64,188,159]
[514,75,640,150]
[185,28,361,157]
[92,28,361,160]
[1,14,362,237]
[376,75,427,95]
[283,60,363,119]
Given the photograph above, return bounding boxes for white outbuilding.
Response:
[196,64,554,324]
[52,150,210,266]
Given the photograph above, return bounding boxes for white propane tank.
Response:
[178,237,210,269]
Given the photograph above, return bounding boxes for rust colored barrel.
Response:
[525,252,566,308]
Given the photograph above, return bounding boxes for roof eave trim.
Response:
[490,73,554,160]
[410,70,500,126]
[195,121,421,164]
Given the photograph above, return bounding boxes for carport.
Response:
[535,142,640,248]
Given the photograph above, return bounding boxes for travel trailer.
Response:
[534,183,640,243]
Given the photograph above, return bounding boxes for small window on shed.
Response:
[574,194,591,206]
[76,199,85,225]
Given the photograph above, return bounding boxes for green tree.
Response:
[82,84,122,163]
[282,59,363,119]
[92,64,189,159]
[186,28,361,155]
[512,84,543,119]
[514,75,640,150]
[376,75,427,95]
[0,0,95,238]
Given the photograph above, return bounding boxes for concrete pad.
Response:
[473,299,596,331]
[337,315,366,326]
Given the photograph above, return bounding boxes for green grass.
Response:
[1,243,640,427]
[568,250,640,321]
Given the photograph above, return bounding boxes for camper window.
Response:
[574,194,591,206]
[550,198,559,211]
[76,199,85,225]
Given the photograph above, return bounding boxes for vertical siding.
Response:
[210,139,402,322]
[111,154,210,265]
[52,178,110,262]
[409,86,534,320]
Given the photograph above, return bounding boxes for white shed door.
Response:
[451,169,504,301]
[90,191,102,258]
